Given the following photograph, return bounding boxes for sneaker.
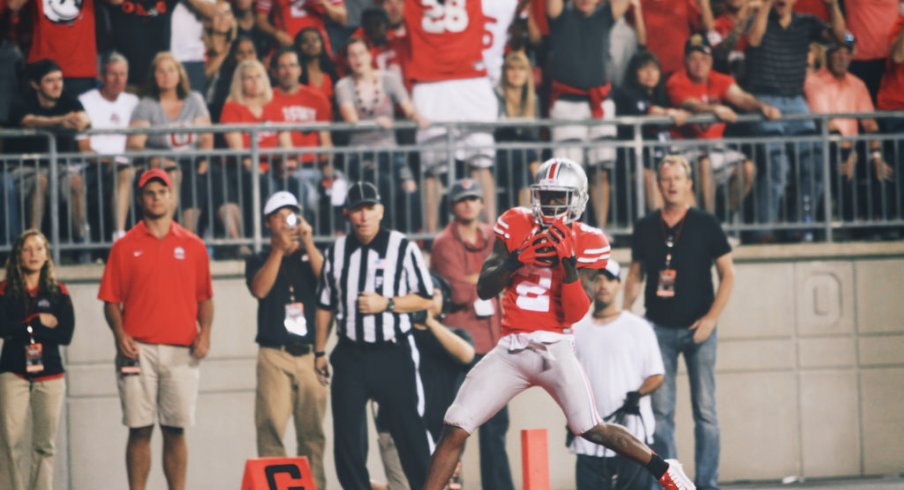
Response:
[659,459,695,490]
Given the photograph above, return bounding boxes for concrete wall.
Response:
[1,242,903,489]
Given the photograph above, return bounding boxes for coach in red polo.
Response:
[98,168,213,490]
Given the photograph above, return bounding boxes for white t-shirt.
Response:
[170,0,215,62]
[569,311,664,457]
[78,89,140,155]
[481,0,518,84]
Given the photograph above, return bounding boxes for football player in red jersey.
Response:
[423,158,696,490]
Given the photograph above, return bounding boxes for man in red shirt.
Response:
[6,0,97,96]
[270,47,335,227]
[423,158,695,490]
[667,34,779,215]
[256,0,347,51]
[98,168,213,490]
[403,0,498,233]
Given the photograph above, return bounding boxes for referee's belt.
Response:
[338,334,409,350]
[260,342,313,357]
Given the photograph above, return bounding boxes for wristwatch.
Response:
[386,297,395,313]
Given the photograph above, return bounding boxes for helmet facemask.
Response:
[531,185,581,226]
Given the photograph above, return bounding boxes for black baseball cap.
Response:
[345,181,382,209]
[685,33,712,56]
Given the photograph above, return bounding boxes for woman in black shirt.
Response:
[0,229,75,490]
[613,51,689,211]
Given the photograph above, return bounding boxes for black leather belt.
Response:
[260,342,313,357]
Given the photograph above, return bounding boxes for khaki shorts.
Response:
[117,342,200,429]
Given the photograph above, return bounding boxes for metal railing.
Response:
[1,112,902,263]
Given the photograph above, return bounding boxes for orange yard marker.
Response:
[521,428,551,490]
[240,456,316,490]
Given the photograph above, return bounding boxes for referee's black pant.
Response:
[331,335,432,490]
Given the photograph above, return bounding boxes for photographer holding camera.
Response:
[245,191,327,490]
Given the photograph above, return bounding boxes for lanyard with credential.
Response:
[281,255,307,336]
[656,211,686,298]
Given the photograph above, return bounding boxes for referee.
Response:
[314,181,435,490]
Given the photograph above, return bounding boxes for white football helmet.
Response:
[530,158,589,225]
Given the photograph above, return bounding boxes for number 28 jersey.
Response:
[494,207,611,335]
[403,0,488,83]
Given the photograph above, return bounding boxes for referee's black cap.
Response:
[346,181,382,209]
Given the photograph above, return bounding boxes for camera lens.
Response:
[286,214,299,227]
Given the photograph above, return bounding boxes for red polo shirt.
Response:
[98,221,213,346]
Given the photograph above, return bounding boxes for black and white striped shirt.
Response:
[317,228,434,343]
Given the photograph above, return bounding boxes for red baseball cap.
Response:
[138,168,173,189]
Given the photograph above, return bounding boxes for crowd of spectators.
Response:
[1,0,903,254]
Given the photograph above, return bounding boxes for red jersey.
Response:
[494,207,610,335]
[27,0,97,78]
[402,0,487,83]
[272,86,332,149]
[638,0,701,75]
[878,17,904,110]
[219,100,282,149]
[255,0,343,41]
[667,69,736,140]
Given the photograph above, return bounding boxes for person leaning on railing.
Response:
[126,52,214,236]
[612,49,690,212]
[7,60,91,254]
[804,38,895,228]
[494,51,541,210]
[77,52,140,244]
[336,36,426,233]
[666,34,780,218]
[220,59,294,258]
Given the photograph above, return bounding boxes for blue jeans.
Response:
[752,95,823,227]
[650,324,719,490]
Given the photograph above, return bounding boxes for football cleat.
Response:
[659,459,695,490]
